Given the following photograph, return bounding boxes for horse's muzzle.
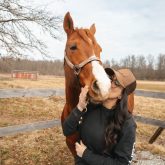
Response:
[91,80,100,94]
[88,82,110,104]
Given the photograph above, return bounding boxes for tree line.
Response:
[0,54,165,80]
[0,57,64,76]
[104,54,165,80]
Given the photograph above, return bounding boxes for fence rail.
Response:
[134,116,165,143]
[0,119,60,137]
[134,116,165,128]
[0,88,65,98]
[0,89,165,99]
[0,116,164,144]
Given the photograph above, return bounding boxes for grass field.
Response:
[0,74,165,92]
[0,74,165,164]
[137,80,165,92]
[0,74,65,89]
[0,96,165,164]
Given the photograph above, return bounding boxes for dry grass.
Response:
[137,80,165,92]
[0,96,75,165]
[134,96,165,120]
[136,123,165,157]
[0,128,73,165]
[0,75,65,89]
[0,96,165,164]
[0,74,165,164]
[0,96,65,127]
[134,96,165,158]
[1,74,165,92]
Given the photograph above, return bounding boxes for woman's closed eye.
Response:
[109,75,121,87]
[111,78,121,87]
[113,79,121,87]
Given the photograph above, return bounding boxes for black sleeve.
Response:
[82,119,136,165]
[62,107,84,136]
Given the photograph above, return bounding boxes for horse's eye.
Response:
[70,45,77,50]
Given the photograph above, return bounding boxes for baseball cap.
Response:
[105,68,136,95]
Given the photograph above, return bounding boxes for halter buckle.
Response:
[73,65,81,75]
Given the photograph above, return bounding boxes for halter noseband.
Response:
[64,53,101,75]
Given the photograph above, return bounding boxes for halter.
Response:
[64,53,101,75]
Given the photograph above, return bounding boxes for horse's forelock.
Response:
[76,28,94,45]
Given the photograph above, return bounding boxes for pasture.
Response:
[0,74,165,92]
[0,75,165,164]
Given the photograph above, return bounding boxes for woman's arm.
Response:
[62,86,89,136]
[62,107,84,136]
[77,118,136,165]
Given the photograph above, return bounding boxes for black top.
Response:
[62,103,136,165]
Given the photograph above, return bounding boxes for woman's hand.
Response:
[75,140,87,157]
[77,85,89,111]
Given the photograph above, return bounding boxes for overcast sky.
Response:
[34,0,165,61]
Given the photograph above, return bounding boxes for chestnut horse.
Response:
[61,12,134,156]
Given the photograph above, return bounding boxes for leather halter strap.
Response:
[64,54,100,75]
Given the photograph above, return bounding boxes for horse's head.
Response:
[63,12,111,103]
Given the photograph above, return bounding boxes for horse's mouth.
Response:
[87,89,109,104]
[88,95,107,104]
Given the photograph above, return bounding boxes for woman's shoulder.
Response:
[118,115,137,139]
[123,115,137,129]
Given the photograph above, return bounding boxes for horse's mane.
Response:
[75,28,97,46]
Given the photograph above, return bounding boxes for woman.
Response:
[62,68,137,165]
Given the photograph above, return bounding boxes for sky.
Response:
[32,0,165,62]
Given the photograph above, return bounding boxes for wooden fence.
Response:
[0,89,164,144]
[0,89,165,99]
[0,116,164,144]
[134,116,165,144]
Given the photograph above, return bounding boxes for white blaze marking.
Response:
[92,58,111,97]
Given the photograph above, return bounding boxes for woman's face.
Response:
[108,75,124,99]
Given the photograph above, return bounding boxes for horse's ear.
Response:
[63,12,74,36]
[90,24,96,35]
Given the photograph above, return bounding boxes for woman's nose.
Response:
[111,81,116,88]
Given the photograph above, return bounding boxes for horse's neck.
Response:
[64,66,81,110]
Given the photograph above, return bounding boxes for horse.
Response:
[61,12,135,156]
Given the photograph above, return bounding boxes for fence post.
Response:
[149,127,164,144]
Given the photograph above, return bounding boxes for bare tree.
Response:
[110,58,119,69]
[146,54,155,80]
[103,59,110,68]
[120,55,136,71]
[0,0,62,58]
[156,54,165,80]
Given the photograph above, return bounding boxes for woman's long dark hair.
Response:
[104,89,131,151]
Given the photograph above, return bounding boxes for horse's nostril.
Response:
[92,80,100,93]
